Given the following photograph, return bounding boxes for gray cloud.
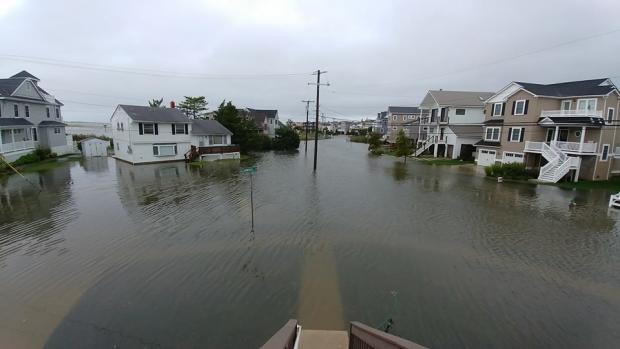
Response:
[1,0,619,122]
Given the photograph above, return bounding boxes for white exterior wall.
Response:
[110,107,191,164]
[265,117,278,137]
[447,107,485,124]
[190,134,231,147]
[81,139,109,157]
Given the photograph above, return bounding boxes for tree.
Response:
[214,100,268,153]
[394,129,412,162]
[148,98,163,107]
[179,96,208,119]
[368,133,383,155]
[272,126,300,150]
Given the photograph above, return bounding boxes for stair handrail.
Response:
[553,157,572,182]
[550,141,568,163]
[539,155,559,179]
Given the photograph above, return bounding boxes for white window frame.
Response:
[143,123,155,134]
[54,127,61,134]
[503,151,524,164]
[485,127,501,141]
[561,100,571,112]
[153,143,177,157]
[601,144,610,161]
[576,98,597,112]
[510,128,521,142]
[492,103,503,116]
[174,123,186,134]
[208,135,226,145]
[607,107,615,123]
[455,108,466,116]
[514,100,526,115]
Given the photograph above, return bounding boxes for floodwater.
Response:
[1,136,619,348]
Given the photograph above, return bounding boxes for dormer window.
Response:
[55,108,60,118]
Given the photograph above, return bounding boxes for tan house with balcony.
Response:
[386,106,420,143]
[475,78,620,182]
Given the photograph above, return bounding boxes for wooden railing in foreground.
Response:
[349,321,428,349]
[260,319,298,349]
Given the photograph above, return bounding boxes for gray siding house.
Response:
[0,71,70,161]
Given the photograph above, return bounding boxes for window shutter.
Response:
[139,123,143,135]
[185,124,189,134]
[511,101,516,115]
[520,127,525,142]
[172,124,176,135]
[507,128,512,141]
[501,103,506,116]
[524,100,529,114]
[154,123,159,135]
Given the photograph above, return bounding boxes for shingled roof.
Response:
[388,106,419,114]
[118,105,190,123]
[191,119,232,135]
[10,70,39,81]
[0,118,34,127]
[428,90,494,107]
[0,79,24,96]
[516,78,617,97]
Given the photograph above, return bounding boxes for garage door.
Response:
[477,149,496,166]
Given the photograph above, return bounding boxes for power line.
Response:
[0,54,312,80]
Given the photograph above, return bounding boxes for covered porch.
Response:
[524,117,602,155]
[0,119,37,156]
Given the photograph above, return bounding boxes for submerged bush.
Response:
[11,148,56,166]
[484,162,529,179]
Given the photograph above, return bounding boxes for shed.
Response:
[80,137,109,157]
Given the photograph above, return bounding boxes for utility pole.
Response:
[301,100,314,154]
[308,70,329,172]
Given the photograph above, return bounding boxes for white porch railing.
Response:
[525,141,597,154]
[540,110,603,118]
[0,140,35,153]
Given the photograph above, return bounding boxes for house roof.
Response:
[387,106,419,114]
[474,140,501,147]
[0,79,24,96]
[428,90,494,107]
[79,137,108,143]
[118,105,190,123]
[0,118,34,127]
[483,119,504,125]
[449,125,484,137]
[191,119,233,135]
[246,108,278,125]
[10,70,39,81]
[515,78,616,97]
[38,120,67,127]
[538,116,605,127]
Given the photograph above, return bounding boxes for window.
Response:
[393,116,397,121]
[561,100,571,112]
[174,124,186,134]
[608,108,615,123]
[402,116,406,121]
[55,108,60,118]
[54,127,61,134]
[601,144,610,161]
[143,123,155,134]
[46,107,50,118]
[492,103,503,116]
[32,128,37,141]
[576,98,596,112]
[117,122,120,130]
[14,104,19,117]
[121,122,124,131]
[209,135,225,145]
[514,100,526,115]
[485,127,501,141]
[510,128,522,142]
[25,105,30,118]
[503,152,524,164]
[455,109,466,115]
[153,144,177,156]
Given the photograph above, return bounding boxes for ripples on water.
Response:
[0,138,619,348]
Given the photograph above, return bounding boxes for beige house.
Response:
[475,78,620,182]
[386,106,420,143]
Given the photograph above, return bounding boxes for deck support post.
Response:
[579,126,586,153]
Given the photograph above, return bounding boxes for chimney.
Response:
[170,101,176,108]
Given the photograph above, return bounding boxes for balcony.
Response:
[198,145,240,154]
[540,110,603,118]
[0,140,35,153]
[525,141,597,154]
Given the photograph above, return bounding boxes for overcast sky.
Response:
[1,0,620,122]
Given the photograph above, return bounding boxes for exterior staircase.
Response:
[414,136,437,157]
[538,142,580,183]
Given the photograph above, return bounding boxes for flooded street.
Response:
[1,136,620,348]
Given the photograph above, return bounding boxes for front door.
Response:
[558,129,569,142]
[546,129,554,143]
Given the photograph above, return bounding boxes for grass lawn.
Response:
[555,177,620,192]
[415,158,474,166]
[1,154,83,176]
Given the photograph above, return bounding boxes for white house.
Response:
[190,119,240,161]
[0,70,72,161]
[110,105,192,164]
[415,90,495,159]
[245,108,279,137]
[80,137,109,157]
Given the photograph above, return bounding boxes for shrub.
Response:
[272,127,300,150]
[484,162,529,179]
[11,148,56,166]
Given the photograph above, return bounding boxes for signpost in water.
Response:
[241,166,257,231]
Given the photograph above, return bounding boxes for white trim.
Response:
[509,128,522,142]
[601,144,610,161]
[502,151,524,164]
[514,100,526,115]
[561,100,572,111]
[576,98,597,112]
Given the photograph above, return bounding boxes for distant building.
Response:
[374,111,388,135]
[386,106,420,143]
[244,108,280,137]
[66,121,113,138]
